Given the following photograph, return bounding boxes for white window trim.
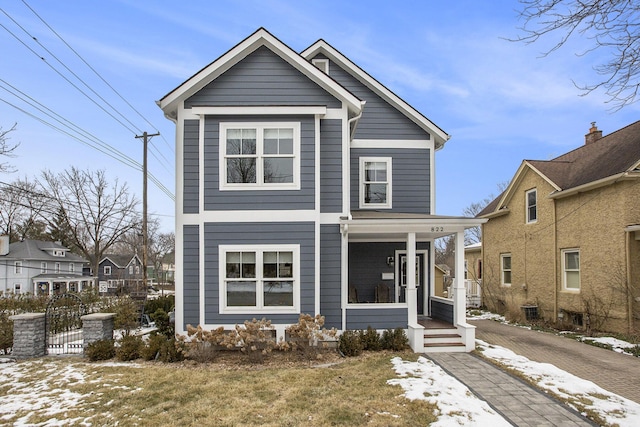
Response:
[526,188,537,224]
[359,157,392,209]
[104,266,112,276]
[41,262,47,274]
[69,263,75,273]
[14,283,21,294]
[219,122,301,191]
[14,261,22,275]
[562,248,580,292]
[500,253,512,287]
[219,244,300,314]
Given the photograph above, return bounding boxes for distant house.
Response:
[98,254,144,294]
[0,236,92,295]
[158,28,484,352]
[479,121,640,333]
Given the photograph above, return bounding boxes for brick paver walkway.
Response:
[428,352,594,426]
[472,319,640,403]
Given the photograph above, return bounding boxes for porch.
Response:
[340,212,485,353]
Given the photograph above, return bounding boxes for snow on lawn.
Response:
[476,339,640,427]
[388,356,511,427]
[1,360,92,426]
[579,336,640,355]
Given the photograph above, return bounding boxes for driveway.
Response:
[472,319,640,404]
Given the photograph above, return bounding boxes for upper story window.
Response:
[129,265,134,274]
[312,58,329,74]
[69,263,75,273]
[562,249,580,291]
[220,122,300,190]
[55,262,61,273]
[360,157,392,209]
[526,189,537,223]
[500,254,511,286]
[14,261,22,275]
[135,265,140,274]
[104,265,112,276]
[220,245,299,314]
[53,250,64,257]
[41,262,47,274]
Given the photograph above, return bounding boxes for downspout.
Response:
[347,101,366,141]
[553,199,558,322]
[625,230,633,333]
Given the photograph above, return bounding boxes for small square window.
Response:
[104,266,112,276]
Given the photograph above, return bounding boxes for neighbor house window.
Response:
[526,189,537,223]
[360,157,392,208]
[104,266,111,276]
[135,265,140,274]
[14,261,22,274]
[562,249,580,291]
[41,262,47,274]
[500,254,512,286]
[220,123,300,190]
[69,263,75,273]
[220,245,299,313]
[55,262,61,273]
[14,283,21,294]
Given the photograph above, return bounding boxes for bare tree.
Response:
[0,123,19,173]
[463,181,509,244]
[0,177,48,241]
[39,167,140,280]
[514,0,640,110]
[149,231,175,288]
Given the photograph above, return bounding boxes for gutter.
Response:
[549,171,636,200]
[347,101,366,140]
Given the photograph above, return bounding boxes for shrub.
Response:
[141,333,185,363]
[338,330,363,357]
[85,339,115,361]
[184,324,228,362]
[116,334,144,361]
[283,314,337,360]
[380,328,409,351]
[230,318,276,363]
[150,308,173,338]
[359,326,381,351]
[144,295,174,316]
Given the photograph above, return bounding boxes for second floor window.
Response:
[41,262,47,274]
[500,254,512,286]
[104,266,111,276]
[526,189,537,223]
[69,263,75,273]
[360,157,392,208]
[14,261,22,274]
[55,263,61,273]
[562,249,580,291]
[220,123,300,190]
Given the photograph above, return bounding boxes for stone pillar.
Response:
[81,313,115,348]
[9,313,46,359]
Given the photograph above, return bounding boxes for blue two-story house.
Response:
[158,28,483,352]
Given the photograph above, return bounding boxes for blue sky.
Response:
[1,0,639,232]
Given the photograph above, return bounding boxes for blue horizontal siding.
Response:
[182,225,200,330]
[320,225,342,329]
[346,307,407,330]
[183,120,200,214]
[320,120,342,213]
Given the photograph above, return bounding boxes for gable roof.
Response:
[301,39,450,150]
[157,28,363,121]
[1,239,86,262]
[100,254,141,269]
[479,120,640,217]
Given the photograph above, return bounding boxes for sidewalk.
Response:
[473,319,640,404]
[427,352,594,426]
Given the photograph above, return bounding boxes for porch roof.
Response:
[340,211,486,240]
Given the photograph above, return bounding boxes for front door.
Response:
[397,252,426,315]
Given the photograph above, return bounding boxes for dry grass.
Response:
[2,351,438,426]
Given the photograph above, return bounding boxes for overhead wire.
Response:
[0,4,175,196]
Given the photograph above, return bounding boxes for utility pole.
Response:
[135,131,159,296]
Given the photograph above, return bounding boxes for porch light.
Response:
[386,256,394,266]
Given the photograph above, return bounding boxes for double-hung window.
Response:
[220,123,300,190]
[562,249,580,291]
[526,189,537,223]
[41,262,47,274]
[220,245,299,313]
[360,157,392,208]
[104,266,111,276]
[14,261,22,275]
[500,254,512,286]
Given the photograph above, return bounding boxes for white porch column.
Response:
[406,232,417,325]
[453,230,466,326]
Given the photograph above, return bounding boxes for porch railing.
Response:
[446,279,482,308]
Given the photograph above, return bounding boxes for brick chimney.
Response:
[585,121,603,145]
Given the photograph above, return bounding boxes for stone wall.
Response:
[9,313,46,359]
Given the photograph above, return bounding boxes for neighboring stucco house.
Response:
[98,254,144,294]
[0,236,92,295]
[479,121,640,334]
[158,28,484,352]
